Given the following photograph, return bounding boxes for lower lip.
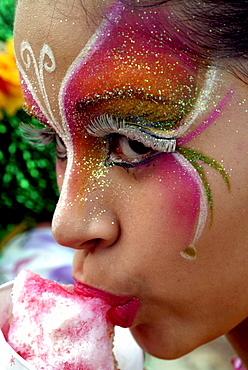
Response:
[74,282,140,328]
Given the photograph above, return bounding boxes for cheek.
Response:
[139,154,202,251]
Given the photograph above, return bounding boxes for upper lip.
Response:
[74,281,140,328]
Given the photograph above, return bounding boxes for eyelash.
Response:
[21,114,177,168]
[20,123,67,162]
[87,114,177,168]
[87,114,176,152]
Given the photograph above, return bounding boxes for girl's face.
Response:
[14,0,248,359]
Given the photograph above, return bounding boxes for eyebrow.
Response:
[76,89,171,109]
[75,87,193,131]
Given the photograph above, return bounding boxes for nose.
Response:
[52,173,120,252]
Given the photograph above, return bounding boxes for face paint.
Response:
[139,152,204,258]
[15,0,230,260]
[61,2,203,135]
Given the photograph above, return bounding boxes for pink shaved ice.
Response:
[7,270,118,370]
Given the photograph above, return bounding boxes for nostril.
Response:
[79,238,101,252]
[80,237,116,251]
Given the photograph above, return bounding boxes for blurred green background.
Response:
[0,0,58,246]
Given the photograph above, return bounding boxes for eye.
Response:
[113,135,153,156]
[120,136,152,156]
[86,114,176,168]
[107,134,159,167]
[55,135,67,162]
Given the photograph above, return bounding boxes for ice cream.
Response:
[7,269,118,370]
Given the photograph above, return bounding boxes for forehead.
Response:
[14,0,106,68]
[14,0,192,73]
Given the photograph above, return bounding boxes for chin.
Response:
[130,323,204,360]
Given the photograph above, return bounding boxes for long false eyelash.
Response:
[86,114,177,153]
[20,123,56,146]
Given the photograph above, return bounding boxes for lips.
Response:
[74,281,139,328]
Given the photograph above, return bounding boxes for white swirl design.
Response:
[17,41,64,136]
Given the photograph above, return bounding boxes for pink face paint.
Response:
[137,152,203,257]
[178,89,234,145]
[61,1,201,138]
[20,74,51,127]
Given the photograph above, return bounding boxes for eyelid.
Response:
[86,114,177,153]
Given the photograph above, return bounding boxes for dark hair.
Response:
[122,0,248,79]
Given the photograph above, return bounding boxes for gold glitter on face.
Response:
[62,2,203,138]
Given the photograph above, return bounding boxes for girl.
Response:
[14,0,248,366]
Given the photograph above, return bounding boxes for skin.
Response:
[14,0,248,362]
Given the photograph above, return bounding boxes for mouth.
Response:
[74,281,140,328]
